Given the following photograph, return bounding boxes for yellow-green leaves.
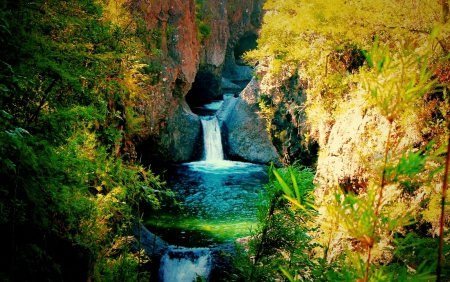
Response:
[359,38,437,124]
[271,165,317,213]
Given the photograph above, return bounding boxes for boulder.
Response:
[209,243,235,281]
[159,99,202,163]
[217,78,281,165]
[131,222,169,257]
[221,77,241,90]
[223,65,254,81]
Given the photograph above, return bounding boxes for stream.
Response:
[144,97,268,281]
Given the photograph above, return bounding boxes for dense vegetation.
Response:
[240,0,450,281]
[1,0,450,281]
[0,1,175,281]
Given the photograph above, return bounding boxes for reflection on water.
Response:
[145,160,267,247]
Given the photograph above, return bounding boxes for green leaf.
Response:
[289,166,301,203]
[273,168,294,197]
[1,110,12,119]
[280,266,295,282]
[430,26,441,40]
[282,194,308,213]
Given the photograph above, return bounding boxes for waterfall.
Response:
[158,248,211,282]
[200,116,224,161]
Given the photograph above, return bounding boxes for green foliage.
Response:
[243,1,450,281]
[0,0,173,281]
[232,164,323,281]
[195,0,212,44]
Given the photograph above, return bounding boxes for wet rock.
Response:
[221,77,241,90]
[131,222,169,257]
[209,243,236,281]
[223,65,254,82]
[217,78,281,165]
[159,99,202,163]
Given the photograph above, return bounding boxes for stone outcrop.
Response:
[217,78,281,165]
[188,0,264,102]
[209,243,236,281]
[314,102,422,199]
[159,100,203,163]
[128,0,201,164]
[132,222,169,257]
[129,0,267,164]
[221,77,241,90]
[249,68,319,166]
[224,65,254,81]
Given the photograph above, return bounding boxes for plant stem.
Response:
[375,121,392,216]
[365,121,392,282]
[250,195,277,281]
[138,203,141,282]
[437,134,450,282]
[364,246,372,282]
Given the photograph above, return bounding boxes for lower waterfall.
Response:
[148,100,268,281]
[158,247,211,282]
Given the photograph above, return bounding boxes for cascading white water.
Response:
[158,248,211,282]
[200,116,224,161]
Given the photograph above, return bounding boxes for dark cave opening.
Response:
[233,33,258,65]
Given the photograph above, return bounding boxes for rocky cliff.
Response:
[130,0,267,167]
[217,78,281,165]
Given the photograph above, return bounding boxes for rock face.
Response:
[187,0,264,102]
[160,100,203,163]
[131,223,169,278]
[247,69,319,166]
[217,78,281,165]
[129,0,267,164]
[314,103,422,199]
[221,77,241,90]
[209,243,236,281]
[132,222,169,257]
[128,0,200,164]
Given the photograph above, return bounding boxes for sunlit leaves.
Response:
[233,164,319,281]
[0,1,171,280]
[360,39,437,123]
[270,164,317,213]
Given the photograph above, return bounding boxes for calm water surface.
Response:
[145,160,268,247]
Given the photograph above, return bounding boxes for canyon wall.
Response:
[131,0,270,167]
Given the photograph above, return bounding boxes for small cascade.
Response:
[200,116,224,161]
[158,247,211,282]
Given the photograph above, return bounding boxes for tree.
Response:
[0,1,172,280]
[245,0,450,280]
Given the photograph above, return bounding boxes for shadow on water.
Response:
[144,160,268,248]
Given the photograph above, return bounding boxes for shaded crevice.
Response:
[233,33,258,65]
[186,70,222,102]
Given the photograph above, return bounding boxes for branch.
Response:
[26,77,59,125]
[443,0,449,24]
[381,24,448,54]
[437,119,450,282]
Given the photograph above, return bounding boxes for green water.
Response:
[144,160,268,247]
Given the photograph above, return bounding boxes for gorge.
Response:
[1,0,448,281]
[147,89,269,281]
